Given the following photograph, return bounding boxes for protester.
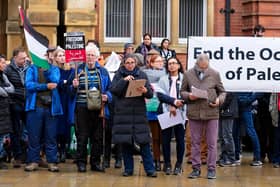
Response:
[236,92,263,166]
[119,43,134,60]
[0,54,14,169]
[142,54,166,171]
[269,93,280,167]
[157,57,186,175]
[72,44,112,172]
[218,92,239,167]
[159,39,176,64]
[24,49,62,172]
[53,47,76,163]
[135,33,159,65]
[252,24,273,163]
[110,54,156,177]
[253,24,265,37]
[4,47,30,167]
[181,53,226,179]
[86,39,105,66]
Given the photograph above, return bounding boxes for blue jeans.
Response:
[240,111,261,161]
[122,143,155,174]
[0,134,10,159]
[26,107,58,163]
[161,124,185,165]
[10,104,26,160]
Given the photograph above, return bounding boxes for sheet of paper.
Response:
[157,110,185,130]
[125,79,147,97]
[191,86,208,99]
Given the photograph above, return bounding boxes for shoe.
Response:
[48,163,59,172]
[38,160,48,168]
[24,163,38,172]
[114,159,122,168]
[60,151,66,163]
[235,159,241,166]
[122,171,133,177]
[173,163,183,175]
[155,160,161,171]
[91,164,105,172]
[219,160,236,167]
[147,171,157,177]
[273,163,280,168]
[188,168,201,179]
[13,159,22,168]
[163,163,172,175]
[0,161,8,169]
[103,160,110,168]
[77,162,86,172]
[207,170,216,179]
[250,160,263,167]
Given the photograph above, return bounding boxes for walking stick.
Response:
[100,98,106,171]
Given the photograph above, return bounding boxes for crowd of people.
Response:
[0,25,280,180]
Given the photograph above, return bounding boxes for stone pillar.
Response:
[26,0,59,46]
[6,0,22,58]
[65,0,97,42]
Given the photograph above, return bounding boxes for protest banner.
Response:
[188,37,280,92]
[64,32,86,63]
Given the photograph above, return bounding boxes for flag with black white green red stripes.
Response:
[18,6,50,69]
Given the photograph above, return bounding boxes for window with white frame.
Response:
[104,0,134,43]
[142,0,170,43]
[179,0,207,43]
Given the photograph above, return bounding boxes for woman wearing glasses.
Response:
[157,57,186,175]
[110,54,156,177]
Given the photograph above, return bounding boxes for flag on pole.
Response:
[18,6,50,69]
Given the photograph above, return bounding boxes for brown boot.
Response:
[13,159,22,168]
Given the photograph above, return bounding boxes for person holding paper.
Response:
[157,57,186,175]
[110,54,157,177]
[180,53,225,179]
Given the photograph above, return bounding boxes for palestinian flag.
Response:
[18,6,50,69]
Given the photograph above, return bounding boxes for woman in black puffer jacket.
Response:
[110,54,156,177]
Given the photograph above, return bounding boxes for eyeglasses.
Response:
[168,61,179,65]
[124,61,135,65]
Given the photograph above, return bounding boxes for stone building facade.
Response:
[1,0,280,67]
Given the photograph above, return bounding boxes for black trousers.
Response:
[75,106,103,165]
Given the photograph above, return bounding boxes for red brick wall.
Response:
[214,0,244,36]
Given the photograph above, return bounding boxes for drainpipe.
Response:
[220,0,235,36]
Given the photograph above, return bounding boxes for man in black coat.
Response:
[4,47,30,167]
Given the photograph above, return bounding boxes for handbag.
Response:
[38,95,52,106]
[85,68,102,111]
[146,95,160,112]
